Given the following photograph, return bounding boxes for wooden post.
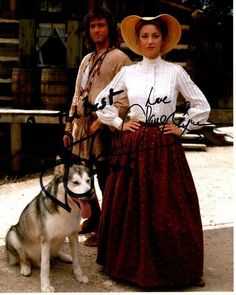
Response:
[66,20,82,68]
[88,0,97,11]
[11,122,22,173]
[19,19,36,67]
[10,0,16,11]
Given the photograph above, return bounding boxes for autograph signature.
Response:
[10,86,209,210]
[66,86,208,135]
[59,86,209,176]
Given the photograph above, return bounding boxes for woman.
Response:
[93,14,210,288]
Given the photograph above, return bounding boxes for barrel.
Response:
[41,68,69,110]
[11,68,37,108]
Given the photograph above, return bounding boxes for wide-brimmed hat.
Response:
[120,14,182,56]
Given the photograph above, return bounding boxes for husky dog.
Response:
[5,161,94,292]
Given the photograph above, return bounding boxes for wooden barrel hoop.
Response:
[11,68,36,108]
[41,68,69,110]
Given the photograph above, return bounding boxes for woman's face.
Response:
[138,24,164,59]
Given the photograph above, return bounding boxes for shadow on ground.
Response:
[0,226,233,292]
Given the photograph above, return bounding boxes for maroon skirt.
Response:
[96,125,204,288]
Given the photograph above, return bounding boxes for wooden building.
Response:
[0,0,233,110]
[0,0,233,174]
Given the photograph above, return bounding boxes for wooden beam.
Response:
[10,122,21,173]
[10,0,16,11]
[0,109,67,124]
[19,19,36,67]
[158,0,194,14]
[208,109,233,126]
[88,0,97,11]
[182,143,207,150]
[66,20,82,68]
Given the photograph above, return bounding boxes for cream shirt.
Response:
[95,56,211,133]
[68,48,131,118]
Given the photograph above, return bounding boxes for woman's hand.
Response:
[160,121,183,137]
[121,119,141,132]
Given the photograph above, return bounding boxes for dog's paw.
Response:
[41,284,55,293]
[20,264,31,276]
[75,274,89,284]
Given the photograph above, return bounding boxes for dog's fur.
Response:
[5,162,93,292]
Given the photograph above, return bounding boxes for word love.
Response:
[145,87,171,107]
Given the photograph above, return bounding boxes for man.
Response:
[63,6,131,246]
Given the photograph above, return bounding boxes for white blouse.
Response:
[95,56,211,133]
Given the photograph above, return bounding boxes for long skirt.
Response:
[96,125,204,288]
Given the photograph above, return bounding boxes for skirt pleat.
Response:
[97,125,204,288]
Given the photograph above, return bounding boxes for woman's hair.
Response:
[135,18,168,41]
[83,6,118,50]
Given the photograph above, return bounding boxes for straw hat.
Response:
[120,14,182,56]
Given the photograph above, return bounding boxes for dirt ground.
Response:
[0,145,234,293]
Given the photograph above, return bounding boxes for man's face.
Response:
[89,18,110,46]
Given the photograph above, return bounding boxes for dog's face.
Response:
[67,164,93,197]
[52,158,95,216]
[66,163,94,219]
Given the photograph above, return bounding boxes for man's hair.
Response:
[83,6,118,50]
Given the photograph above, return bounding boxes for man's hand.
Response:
[63,134,72,148]
[90,118,103,133]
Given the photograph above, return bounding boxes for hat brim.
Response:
[120,14,182,56]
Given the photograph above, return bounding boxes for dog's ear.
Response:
[54,155,65,176]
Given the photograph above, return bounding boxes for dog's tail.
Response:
[5,226,20,266]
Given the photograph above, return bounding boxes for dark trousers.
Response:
[86,160,110,231]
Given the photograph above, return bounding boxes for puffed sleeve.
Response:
[66,54,91,118]
[176,66,211,132]
[95,67,127,130]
